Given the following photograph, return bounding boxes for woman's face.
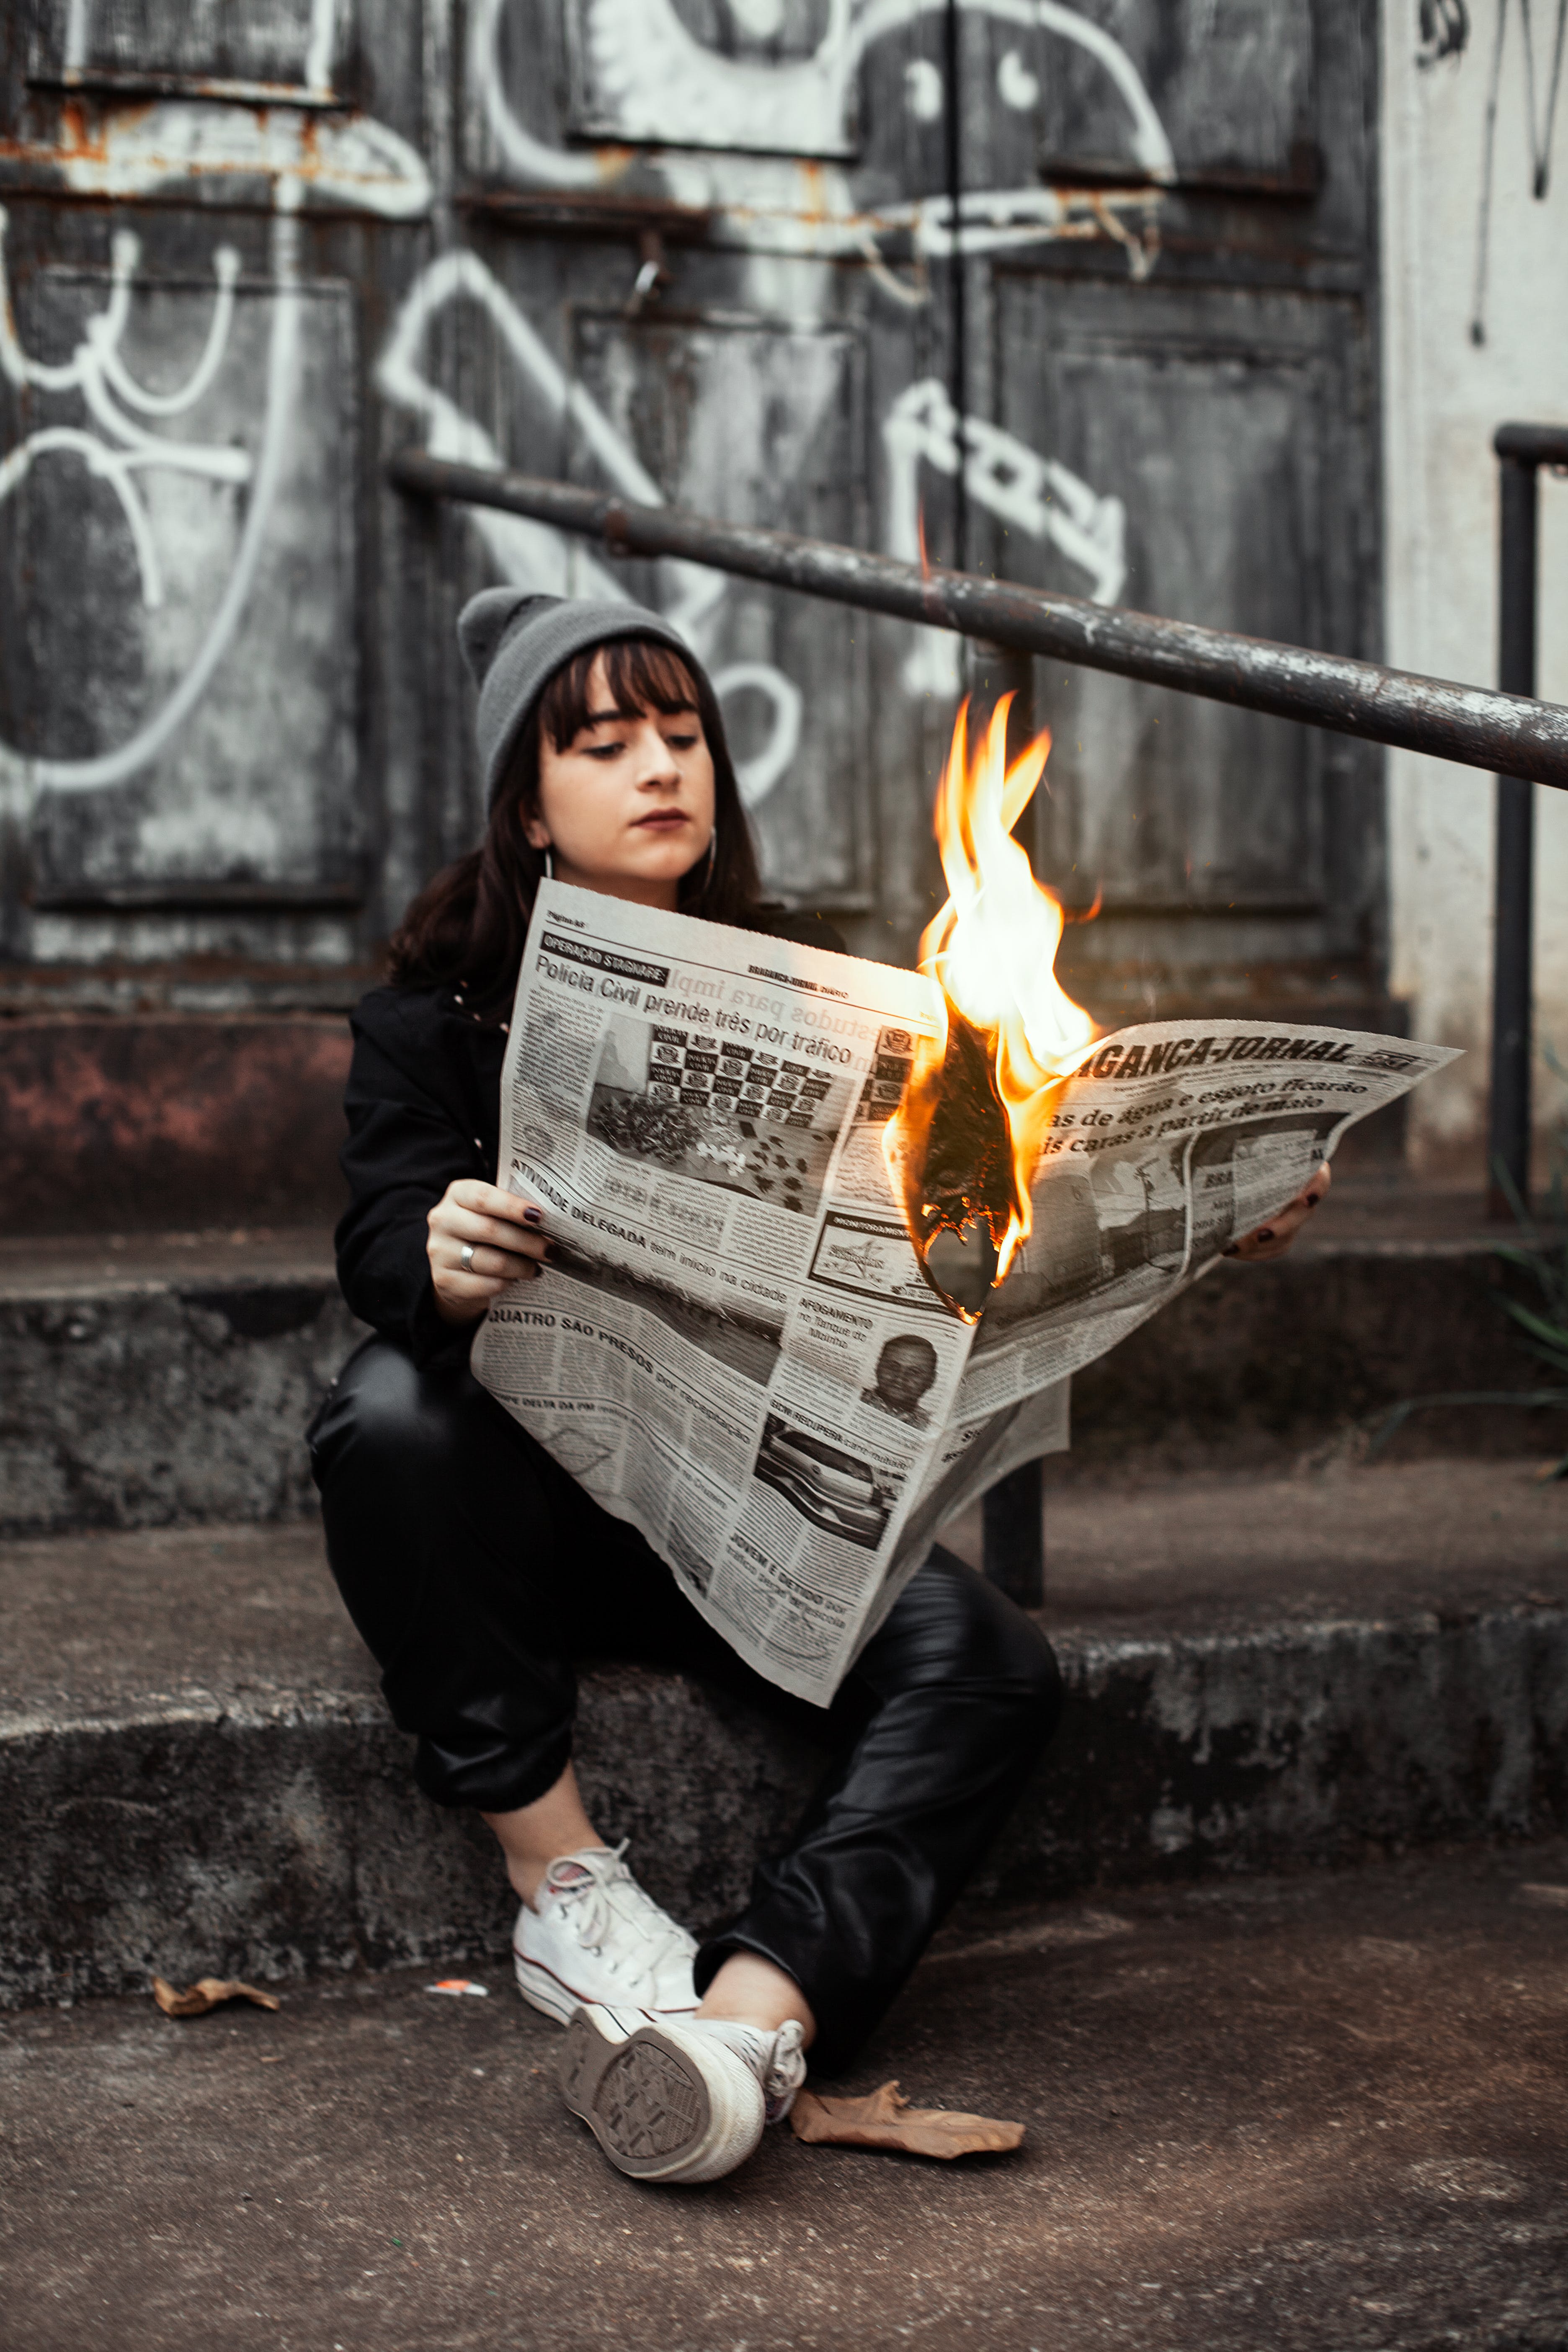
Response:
[526,652,716,910]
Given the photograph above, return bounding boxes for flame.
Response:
[884,694,1099,1320]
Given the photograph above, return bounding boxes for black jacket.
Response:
[335,910,848,1366]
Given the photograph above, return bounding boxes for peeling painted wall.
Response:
[2,1,1385,1043]
[1382,0,1568,1176]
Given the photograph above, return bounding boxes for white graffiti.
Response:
[377,250,802,812]
[566,0,859,157]
[0,196,304,798]
[4,0,1159,816]
[0,100,432,216]
[0,211,249,611]
[883,379,1126,693]
[0,10,431,803]
[997,46,1042,109]
[477,0,1171,284]
[557,0,1172,179]
[427,0,1158,794]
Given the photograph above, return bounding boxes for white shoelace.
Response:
[697,2017,808,2123]
[759,2019,807,2119]
[541,1841,697,1985]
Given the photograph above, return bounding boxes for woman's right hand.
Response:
[427,1179,549,1325]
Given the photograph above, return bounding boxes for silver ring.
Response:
[459,1242,476,1271]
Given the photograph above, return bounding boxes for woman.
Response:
[310,588,1327,2190]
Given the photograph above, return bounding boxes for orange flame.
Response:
[884,694,1099,1318]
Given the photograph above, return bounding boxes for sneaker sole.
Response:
[513,1949,699,2027]
[560,2011,760,2184]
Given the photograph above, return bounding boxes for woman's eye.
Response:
[666,732,699,751]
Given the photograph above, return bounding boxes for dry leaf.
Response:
[790,2079,1023,2159]
[152,1975,279,2018]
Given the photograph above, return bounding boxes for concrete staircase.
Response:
[2,1181,1554,1540]
[5,1182,1568,2009]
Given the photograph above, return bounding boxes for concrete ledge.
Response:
[6,1518,1565,2005]
[0,1242,360,1535]
[1019,1607,1568,1888]
[2,1203,1558,1535]
[1067,1243,1547,1473]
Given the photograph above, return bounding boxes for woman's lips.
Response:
[634,811,690,832]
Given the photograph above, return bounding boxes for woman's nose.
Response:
[633,725,681,787]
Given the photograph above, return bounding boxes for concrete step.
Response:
[5,1842,1566,2352]
[1,1228,359,1536]
[4,1182,1563,1538]
[6,1458,1566,2008]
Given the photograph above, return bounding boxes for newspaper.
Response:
[472,882,1457,1704]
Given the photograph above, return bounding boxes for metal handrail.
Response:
[1488,421,1568,1214]
[1495,423,1568,467]
[392,438,1568,1597]
[389,450,1568,791]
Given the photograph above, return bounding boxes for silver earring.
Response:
[704,832,717,884]
[542,847,554,881]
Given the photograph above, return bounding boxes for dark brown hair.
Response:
[388,636,764,1011]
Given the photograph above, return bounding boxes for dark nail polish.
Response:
[1257,1228,1275,1241]
[522,1207,543,1225]
[1222,1244,1240,1257]
[1305,1192,1319,1207]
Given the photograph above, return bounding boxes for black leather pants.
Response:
[308,1335,1063,2071]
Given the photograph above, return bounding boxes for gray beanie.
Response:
[456,589,697,812]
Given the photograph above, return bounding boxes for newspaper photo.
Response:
[472,882,1458,1705]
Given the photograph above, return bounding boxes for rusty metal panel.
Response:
[0,0,1386,1019]
[0,0,430,983]
[27,0,348,90]
[1019,0,1317,186]
[569,307,871,903]
[562,0,861,160]
[9,244,360,918]
[992,269,1380,981]
[995,280,1333,904]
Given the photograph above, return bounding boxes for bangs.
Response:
[539,637,701,750]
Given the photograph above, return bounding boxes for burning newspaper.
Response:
[472,874,1455,1705]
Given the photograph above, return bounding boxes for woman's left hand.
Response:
[1223,1160,1331,1263]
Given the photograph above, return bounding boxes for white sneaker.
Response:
[560,2004,809,2185]
[513,1841,699,2025]
[699,2014,809,2126]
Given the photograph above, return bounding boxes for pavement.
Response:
[3,1842,1565,2352]
[7,1183,1567,2345]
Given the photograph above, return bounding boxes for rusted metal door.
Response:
[1,0,1383,1042]
[966,4,1384,1029]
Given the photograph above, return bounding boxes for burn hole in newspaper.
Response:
[968,1104,1347,1356]
[588,1017,849,1211]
